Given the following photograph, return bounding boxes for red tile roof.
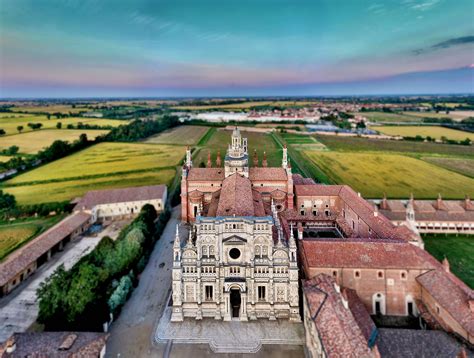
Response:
[294,184,343,196]
[0,212,91,287]
[301,239,438,270]
[417,269,474,336]
[187,168,225,181]
[74,185,166,210]
[249,167,287,181]
[344,288,377,343]
[292,174,315,185]
[216,174,256,217]
[303,274,374,357]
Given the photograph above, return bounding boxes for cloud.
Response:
[413,35,474,55]
[410,0,441,11]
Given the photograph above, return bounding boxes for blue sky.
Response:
[0,0,473,97]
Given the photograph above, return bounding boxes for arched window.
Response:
[202,246,208,257]
[255,246,261,257]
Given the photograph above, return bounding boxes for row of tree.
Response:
[37,204,169,331]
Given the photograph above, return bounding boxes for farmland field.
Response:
[422,157,474,178]
[144,125,209,145]
[372,126,474,141]
[0,155,12,163]
[193,128,281,167]
[7,142,185,184]
[0,114,127,135]
[303,151,474,199]
[314,134,474,157]
[423,234,474,289]
[172,100,317,110]
[356,112,422,123]
[0,129,110,154]
[0,216,64,260]
[10,104,90,114]
[5,169,176,205]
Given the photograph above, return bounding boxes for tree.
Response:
[47,114,51,120]
[0,129,5,136]
[56,122,62,129]
[0,190,16,210]
[17,125,24,133]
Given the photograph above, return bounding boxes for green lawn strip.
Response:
[423,234,474,289]
[0,166,178,188]
[196,127,216,146]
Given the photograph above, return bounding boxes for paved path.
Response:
[0,221,128,343]
[106,206,305,357]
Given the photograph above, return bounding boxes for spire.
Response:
[282,144,288,169]
[277,229,284,247]
[253,149,259,167]
[174,224,181,248]
[409,192,414,207]
[442,257,450,273]
[216,150,221,167]
[262,151,268,167]
[289,223,296,248]
[186,227,194,248]
[185,146,192,168]
[207,151,212,168]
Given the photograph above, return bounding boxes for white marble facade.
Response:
[171,215,300,322]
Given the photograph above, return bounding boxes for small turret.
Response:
[381,192,388,210]
[185,146,192,168]
[173,224,181,264]
[436,193,444,210]
[282,144,288,169]
[442,257,450,273]
[186,227,194,248]
[253,149,259,167]
[262,151,268,167]
[216,150,222,167]
[207,151,212,168]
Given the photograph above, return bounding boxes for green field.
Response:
[172,100,317,110]
[0,216,64,261]
[7,142,185,185]
[314,135,474,157]
[10,104,92,114]
[143,125,210,145]
[422,157,474,178]
[0,129,110,154]
[373,126,474,141]
[0,114,126,135]
[303,151,474,199]
[193,129,281,167]
[5,169,176,205]
[356,112,423,123]
[0,155,12,163]
[423,234,474,288]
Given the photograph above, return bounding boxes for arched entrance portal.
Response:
[230,288,241,318]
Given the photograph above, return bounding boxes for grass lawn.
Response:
[303,151,474,199]
[314,135,474,157]
[0,114,127,135]
[0,129,110,154]
[423,234,474,288]
[372,126,474,141]
[422,157,474,178]
[6,142,185,185]
[0,216,64,261]
[193,128,282,167]
[5,169,176,205]
[356,112,422,123]
[143,125,210,145]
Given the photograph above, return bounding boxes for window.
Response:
[229,248,241,259]
[378,271,384,279]
[332,271,337,278]
[205,286,213,301]
[258,286,266,301]
[401,271,407,280]
[354,270,360,278]
[300,209,305,216]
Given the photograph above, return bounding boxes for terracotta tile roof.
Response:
[216,174,256,217]
[249,167,287,181]
[0,332,108,357]
[0,212,91,287]
[74,185,166,210]
[303,274,374,358]
[294,184,343,196]
[187,168,225,181]
[416,268,474,336]
[301,239,438,270]
[292,173,316,185]
[344,288,377,343]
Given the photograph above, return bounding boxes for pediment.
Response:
[223,235,247,243]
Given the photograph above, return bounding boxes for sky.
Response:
[0,0,473,98]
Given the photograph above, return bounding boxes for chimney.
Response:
[253,149,259,167]
[469,299,474,314]
[262,151,268,167]
[436,193,444,210]
[381,192,388,210]
[207,151,212,168]
[215,150,221,167]
[442,257,450,273]
[464,195,473,210]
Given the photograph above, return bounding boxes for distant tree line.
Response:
[37,204,170,331]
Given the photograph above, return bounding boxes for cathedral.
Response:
[171,128,300,321]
